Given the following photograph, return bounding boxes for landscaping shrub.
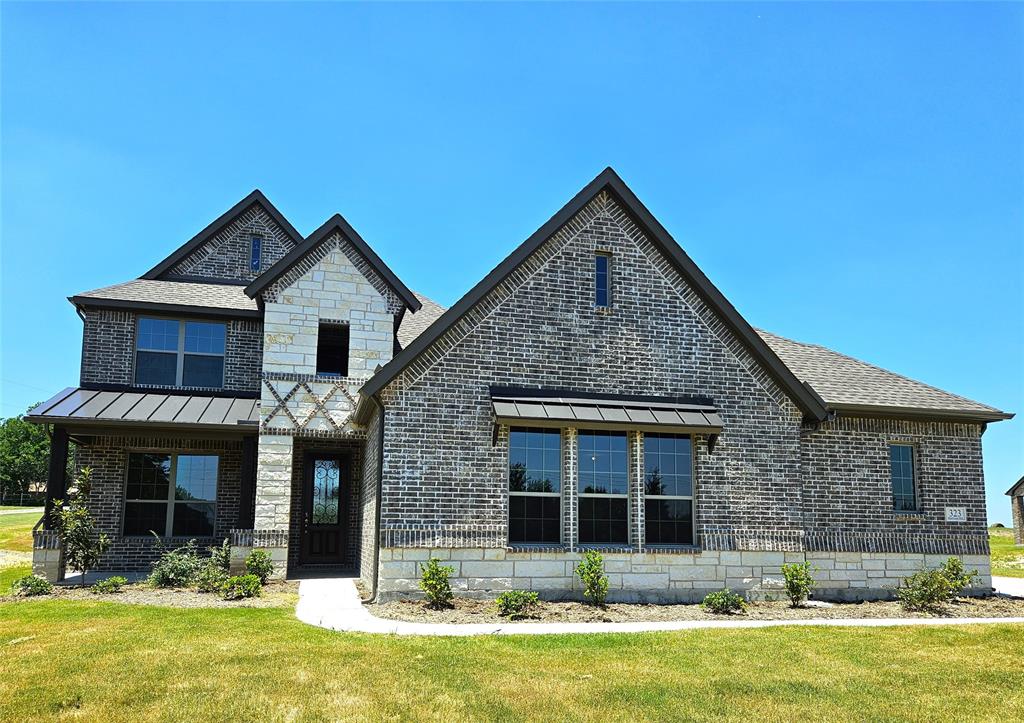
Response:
[49,467,110,587]
[148,539,203,588]
[896,557,979,612]
[221,574,262,600]
[781,561,815,607]
[701,588,746,615]
[194,563,229,594]
[575,550,609,606]
[245,549,274,584]
[13,574,53,597]
[90,576,128,595]
[419,558,455,609]
[208,538,231,573]
[495,590,540,619]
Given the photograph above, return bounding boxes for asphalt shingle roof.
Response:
[757,329,1006,417]
[73,279,258,312]
[397,292,447,349]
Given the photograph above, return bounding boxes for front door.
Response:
[300,454,347,565]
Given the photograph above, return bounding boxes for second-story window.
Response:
[594,253,611,307]
[316,322,350,377]
[135,318,226,388]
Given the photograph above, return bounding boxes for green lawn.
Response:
[991,526,1024,578]
[0,601,1022,721]
[0,510,40,553]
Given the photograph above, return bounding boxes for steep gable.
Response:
[143,190,303,283]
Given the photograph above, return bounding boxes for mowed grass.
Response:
[991,526,1024,578]
[0,511,39,553]
[1,601,1023,721]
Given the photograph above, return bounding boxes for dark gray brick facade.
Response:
[76,434,244,571]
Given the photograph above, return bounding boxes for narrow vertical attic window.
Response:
[594,253,611,307]
[316,323,349,377]
[250,236,262,272]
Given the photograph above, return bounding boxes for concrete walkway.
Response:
[993,576,1024,598]
[295,578,1024,637]
[0,507,42,516]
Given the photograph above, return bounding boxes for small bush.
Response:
[221,574,262,600]
[208,538,231,573]
[575,550,609,606]
[245,549,274,584]
[148,539,203,588]
[419,558,455,609]
[194,563,229,594]
[701,588,746,615]
[495,590,540,619]
[896,569,953,612]
[781,561,815,607]
[90,576,127,595]
[940,557,978,597]
[13,574,53,597]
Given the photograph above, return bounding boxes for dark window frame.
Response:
[889,442,919,513]
[508,427,562,545]
[122,451,219,538]
[643,432,695,547]
[578,429,629,545]
[594,252,612,308]
[315,322,351,377]
[134,317,226,389]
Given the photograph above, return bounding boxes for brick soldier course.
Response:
[27,168,1013,602]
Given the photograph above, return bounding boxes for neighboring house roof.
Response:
[758,330,1012,423]
[70,279,260,318]
[245,214,422,311]
[26,387,259,432]
[358,167,830,422]
[397,292,447,349]
[1007,476,1024,497]
[141,190,303,280]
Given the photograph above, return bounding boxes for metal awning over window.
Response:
[490,388,724,435]
[26,387,259,432]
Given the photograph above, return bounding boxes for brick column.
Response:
[563,428,578,551]
[630,430,645,552]
[253,433,294,579]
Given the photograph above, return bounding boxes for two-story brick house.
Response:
[29,168,1012,601]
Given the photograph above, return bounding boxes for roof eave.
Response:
[1006,477,1024,497]
[25,415,260,434]
[830,403,1014,424]
[69,296,261,319]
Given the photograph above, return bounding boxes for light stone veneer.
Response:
[375,548,992,603]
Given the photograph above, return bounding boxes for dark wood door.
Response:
[300,453,348,565]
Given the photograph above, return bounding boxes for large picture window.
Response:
[890,443,918,512]
[508,427,561,544]
[123,453,219,537]
[578,430,629,544]
[643,433,694,545]
[135,317,226,388]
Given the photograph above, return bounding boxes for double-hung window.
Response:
[123,452,219,537]
[889,443,918,512]
[578,430,629,544]
[135,317,226,388]
[643,433,694,545]
[508,428,562,544]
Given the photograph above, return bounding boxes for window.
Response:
[135,318,225,388]
[250,236,262,272]
[578,430,628,544]
[316,323,350,376]
[643,433,694,545]
[890,443,917,511]
[594,253,611,307]
[508,427,561,544]
[123,453,218,537]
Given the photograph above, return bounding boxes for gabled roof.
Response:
[397,292,446,349]
[245,213,421,311]
[1007,476,1024,497]
[142,190,303,280]
[358,167,829,421]
[759,330,1012,423]
[71,279,259,318]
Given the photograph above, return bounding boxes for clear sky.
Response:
[2,3,1021,521]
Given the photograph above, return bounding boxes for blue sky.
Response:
[2,3,1021,521]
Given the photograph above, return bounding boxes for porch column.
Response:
[44,426,69,529]
[252,433,294,579]
[237,435,257,529]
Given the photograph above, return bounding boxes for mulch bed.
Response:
[369,595,1024,624]
[3,580,299,609]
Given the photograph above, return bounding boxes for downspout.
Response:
[368,393,386,603]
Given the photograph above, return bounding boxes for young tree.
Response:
[0,405,50,499]
[50,467,110,586]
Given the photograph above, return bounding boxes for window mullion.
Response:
[175,322,185,386]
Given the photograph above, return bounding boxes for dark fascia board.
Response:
[244,213,421,312]
[1006,475,1024,497]
[357,167,830,422]
[69,296,261,320]
[27,417,258,438]
[141,190,303,280]
[832,403,1014,424]
[490,385,716,408]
